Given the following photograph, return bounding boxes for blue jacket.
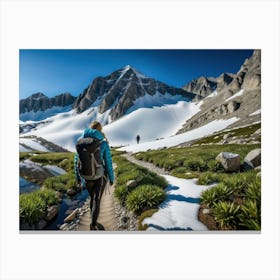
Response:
[74,128,114,183]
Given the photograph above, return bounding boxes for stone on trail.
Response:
[216,152,240,172]
[64,208,78,223]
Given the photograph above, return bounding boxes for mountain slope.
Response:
[177,50,261,134]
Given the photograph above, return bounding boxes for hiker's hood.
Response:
[82,128,104,140]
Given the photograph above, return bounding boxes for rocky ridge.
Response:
[178,50,261,134]
[20,92,76,114]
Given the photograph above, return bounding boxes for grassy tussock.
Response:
[20,188,59,225]
[113,156,167,216]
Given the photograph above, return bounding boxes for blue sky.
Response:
[19,49,254,99]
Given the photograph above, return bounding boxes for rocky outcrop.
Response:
[73,65,196,122]
[20,92,76,114]
[178,50,261,134]
[244,148,261,169]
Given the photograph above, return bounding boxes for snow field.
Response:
[118,117,239,153]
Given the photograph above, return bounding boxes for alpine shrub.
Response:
[126,185,165,215]
[114,185,129,206]
[212,201,241,230]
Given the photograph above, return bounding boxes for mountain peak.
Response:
[120,65,146,78]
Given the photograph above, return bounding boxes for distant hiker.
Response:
[136,135,140,144]
[74,121,114,230]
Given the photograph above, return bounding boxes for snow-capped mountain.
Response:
[20,65,199,151]
[20,92,76,121]
[73,65,195,122]
[19,52,261,153]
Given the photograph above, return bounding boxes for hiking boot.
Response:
[90,223,105,230]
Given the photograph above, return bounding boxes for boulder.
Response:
[244,148,261,168]
[46,205,59,221]
[216,152,240,172]
[64,208,78,223]
[126,180,138,189]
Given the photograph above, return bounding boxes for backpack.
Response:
[76,137,104,180]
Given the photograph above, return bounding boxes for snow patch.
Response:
[20,105,73,122]
[126,92,192,114]
[143,175,216,231]
[19,138,50,152]
[249,109,261,116]
[225,89,244,102]
[104,101,201,147]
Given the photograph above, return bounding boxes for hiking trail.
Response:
[122,153,170,175]
[76,184,118,231]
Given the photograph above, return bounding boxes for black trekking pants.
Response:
[85,176,107,228]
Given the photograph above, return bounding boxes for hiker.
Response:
[74,121,114,230]
[136,134,140,144]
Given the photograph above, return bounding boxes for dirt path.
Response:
[76,184,118,231]
[122,153,169,175]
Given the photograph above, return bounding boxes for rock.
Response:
[216,152,240,172]
[242,161,254,171]
[67,188,77,196]
[255,165,261,171]
[64,208,78,223]
[220,139,228,145]
[236,138,245,144]
[55,191,63,198]
[36,219,47,230]
[253,128,261,135]
[126,180,138,189]
[202,209,211,215]
[223,133,232,140]
[244,148,261,168]
[20,222,34,230]
[60,223,68,230]
[228,100,240,113]
[46,205,59,221]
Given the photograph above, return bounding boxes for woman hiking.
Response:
[74,121,114,230]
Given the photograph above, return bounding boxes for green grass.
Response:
[20,152,77,227]
[193,123,261,145]
[30,152,73,165]
[43,172,77,192]
[20,188,59,225]
[135,144,260,178]
[134,142,261,230]
[138,209,159,230]
[113,155,167,215]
